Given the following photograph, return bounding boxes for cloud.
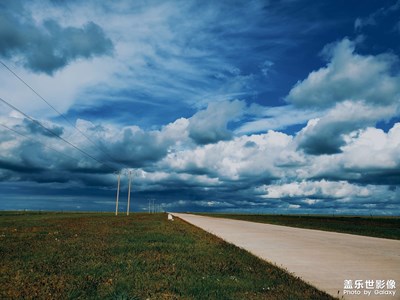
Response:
[0,157,46,174]
[342,124,400,170]
[236,104,322,134]
[1,0,318,124]
[262,180,370,200]
[286,38,400,155]
[22,118,64,138]
[354,0,400,31]
[260,60,274,77]
[286,38,400,108]
[0,2,113,74]
[188,100,246,144]
[1,111,399,214]
[339,123,400,185]
[73,117,191,168]
[102,127,171,167]
[295,122,400,186]
[258,180,398,213]
[295,101,397,155]
[161,130,292,181]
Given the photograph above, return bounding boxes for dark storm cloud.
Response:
[0,159,45,173]
[297,133,343,155]
[0,2,113,74]
[22,118,64,137]
[102,128,172,167]
[295,107,380,155]
[0,115,180,189]
[294,118,352,155]
[345,168,400,186]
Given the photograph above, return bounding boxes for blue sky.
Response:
[0,0,399,214]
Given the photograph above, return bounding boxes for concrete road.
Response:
[172,213,400,299]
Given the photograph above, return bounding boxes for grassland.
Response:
[0,212,333,300]
[201,214,400,240]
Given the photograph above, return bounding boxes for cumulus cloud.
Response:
[258,180,397,213]
[188,100,246,144]
[342,124,400,170]
[0,113,192,187]
[295,123,400,186]
[287,38,400,155]
[262,180,370,200]
[101,126,171,167]
[73,117,191,168]
[0,2,113,74]
[339,123,400,185]
[0,117,116,179]
[286,38,400,108]
[1,110,399,214]
[161,130,292,181]
[295,101,397,155]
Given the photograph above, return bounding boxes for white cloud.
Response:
[295,100,398,154]
[288,204,300,209]
[262,180,371,199]
[293,123,400,186]
[188,100,246,144]
[302,199,320,205]
[161,130,293,180]
[0,55,121,118]
[285,38,400,155]
[287,38,400,108]
[237,104,323,134]
[260,60,274,76]
[341,123,400,171]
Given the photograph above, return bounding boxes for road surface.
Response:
[172,213,400,299]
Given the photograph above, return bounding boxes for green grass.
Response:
[0,211,334,299]
[200,214,400,240]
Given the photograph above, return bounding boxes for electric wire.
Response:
[0,96,117,172]
[0,60,117,163]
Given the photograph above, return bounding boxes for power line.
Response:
[0,96,117,172]
[0,60,117,162]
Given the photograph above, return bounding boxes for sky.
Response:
[0,0,399,214]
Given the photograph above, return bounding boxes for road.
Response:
[172,213,400,299]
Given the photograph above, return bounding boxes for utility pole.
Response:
[115,172,120,216]
[127,170,132,216]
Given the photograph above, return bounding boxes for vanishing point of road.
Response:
[172,213,400,299]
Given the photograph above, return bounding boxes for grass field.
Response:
[0,212,334,300]
[201,214,400,240]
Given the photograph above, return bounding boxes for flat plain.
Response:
[0,212,333,300]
